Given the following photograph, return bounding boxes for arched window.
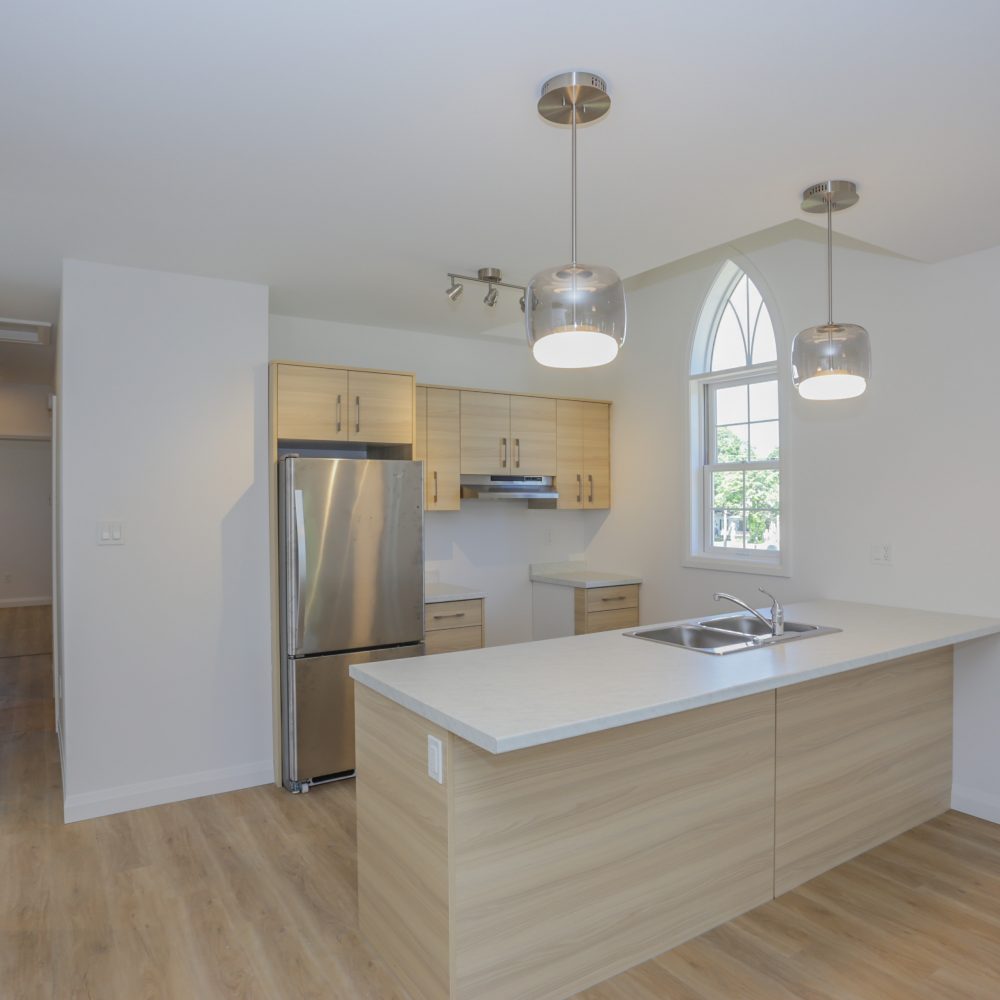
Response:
[689,262,783,569]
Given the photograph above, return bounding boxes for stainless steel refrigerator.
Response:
[279,457,424,791]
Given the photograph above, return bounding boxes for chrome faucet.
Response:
[713,588,785,637]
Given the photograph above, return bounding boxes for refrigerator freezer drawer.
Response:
[284,643,424,789]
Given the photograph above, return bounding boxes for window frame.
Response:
[685,261,791,577]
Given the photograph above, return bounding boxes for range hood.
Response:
[460,475,558,506]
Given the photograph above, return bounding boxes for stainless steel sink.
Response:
[625,614,840,655]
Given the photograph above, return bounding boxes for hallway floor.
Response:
[1,606,999,998]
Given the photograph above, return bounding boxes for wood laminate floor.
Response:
[1,607,999,999]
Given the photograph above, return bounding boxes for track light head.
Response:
[445,279,463,301]
[484,285,498,307]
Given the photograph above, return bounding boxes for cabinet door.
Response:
[426,388,461,510]
[460,391,510,475]
[414,386,427,463]
[583,401,611,509]
[510,396,557,476]
[276,364,348,441]
[555,399,585,509]
[348,370,413,444]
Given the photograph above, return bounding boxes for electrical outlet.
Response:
[870,543,892,565]
[427,734,444,783]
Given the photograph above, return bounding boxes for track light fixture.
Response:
[443,267,526,310]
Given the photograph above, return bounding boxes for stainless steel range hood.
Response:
[460,475,558,507]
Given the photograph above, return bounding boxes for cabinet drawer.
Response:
[425,625,483,655]
[585,585,638,613]
[582,606,639,634]
[425,599,483,632]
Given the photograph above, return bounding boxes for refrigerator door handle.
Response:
[290,488,307,655]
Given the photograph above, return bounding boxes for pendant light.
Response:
[526,72,626,368]
[792,180,871,400]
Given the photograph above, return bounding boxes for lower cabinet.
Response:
[424,599,484,654]
[574,584,640,634]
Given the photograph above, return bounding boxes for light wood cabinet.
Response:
[274,363,413,445]
[424,598,484,654]
[426,388,460,510]
[556,399,611,509]
[346,369,413,444]
[509,395,557,475]
[276,364,349,441]
[575,584,639,634]
[460,391,510,475]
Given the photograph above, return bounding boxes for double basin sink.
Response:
[625,613,841,655]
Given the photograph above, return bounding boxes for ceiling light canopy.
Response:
[792,180,871,400]
[525,72,626,369]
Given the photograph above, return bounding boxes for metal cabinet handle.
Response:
[576,473,582,504]
[601,595,627,602]
[514,438,520,468]
[355,396,361,434]
[433,470,438,504]
[433,612,466,619]
[336,394,342,432]
[588,473,594,503]
[501,437,507,468]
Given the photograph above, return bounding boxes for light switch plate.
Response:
[97,521,125,545]
[427,734,444,783]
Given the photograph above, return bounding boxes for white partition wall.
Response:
[58,259,271,821]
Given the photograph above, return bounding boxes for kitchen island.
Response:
[349,601,1000,1000]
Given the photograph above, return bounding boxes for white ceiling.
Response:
[3,0,1000,342]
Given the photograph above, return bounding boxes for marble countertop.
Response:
[529,561,642,588]
[351,600,1000,754]
[424,582,487,604]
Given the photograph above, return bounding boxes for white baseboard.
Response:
[952,785,1000,825]
[0,596,52,608]
[63,759,274,823]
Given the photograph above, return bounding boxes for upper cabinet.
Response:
[416,386,461,510]
[460,391,558,476]
[274,363,414,445]
[556,400,611,509]
[510,395,557,475]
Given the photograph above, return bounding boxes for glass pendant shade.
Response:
[526,263,626,368]
[791,323,871,400]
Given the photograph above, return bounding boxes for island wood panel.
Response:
[355,685,453,1000]
[426,387,461,509]
[774,647,954,896]
[347,369,413,444]
[460,391,510,475]
[448,691,776,1000]
[275,363,348,441]
[582,401,610,508]
[555,399,585,509]
[510,394,557,475]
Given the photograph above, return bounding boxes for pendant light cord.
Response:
[826,197,834,326]
[571,101,578,267]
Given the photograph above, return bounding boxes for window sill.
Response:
[683,553,790,578]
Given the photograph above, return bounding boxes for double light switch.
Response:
[97,521,124,545]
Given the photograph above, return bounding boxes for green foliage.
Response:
[713,427,779,545]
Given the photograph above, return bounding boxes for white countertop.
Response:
[529,561,642,588]
[424,582,487,604]
[351,600,1000,754]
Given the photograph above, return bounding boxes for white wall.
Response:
[0,440,52,605]
[0,382,51,438]
[0,383,53,604]
[584,223,1000,822]
[59,259,271,821]
[270,315,614,645]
